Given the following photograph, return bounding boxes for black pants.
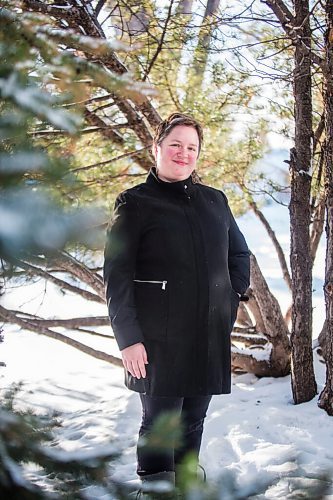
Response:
[137,394,212,476]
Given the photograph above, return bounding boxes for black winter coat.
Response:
[103,168,250,397]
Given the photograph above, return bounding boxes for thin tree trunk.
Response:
[170,0,194,86]
[178,0,194,14]
[310,195,326,263]
[318,0,333,415]
[186,0,220,91]
[289,0,317,403]
[249,199,292,291]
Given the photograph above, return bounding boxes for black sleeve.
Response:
[103,191,144,351]
[222,192,251,295]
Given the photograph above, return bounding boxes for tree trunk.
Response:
[318,0,333,415]
[186,0,220,91]
[250,254,291,375]
[231,254,291,377]
[177,0,194,14]
[289,0,317,403]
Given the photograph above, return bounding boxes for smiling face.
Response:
[153,125,200,182]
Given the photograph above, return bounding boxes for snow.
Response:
[298,170,312,178]
[1,328,332,497]
[231,343,273,362]
[45,4,72,10]
[1,175,332,498]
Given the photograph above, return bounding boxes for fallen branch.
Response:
[231,343,279,377]
[0,305,122,367]
[231,331,268,347]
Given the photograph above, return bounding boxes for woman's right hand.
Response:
[121,342,148,379]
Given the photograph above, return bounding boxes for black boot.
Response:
[136,471,176,499]
[175,463,207,497]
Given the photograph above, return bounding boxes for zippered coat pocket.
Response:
[133,279,169,340]
[133,279,167,290]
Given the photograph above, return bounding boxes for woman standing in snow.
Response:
[103,113,250,488]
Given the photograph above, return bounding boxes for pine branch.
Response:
[22,0,162,134]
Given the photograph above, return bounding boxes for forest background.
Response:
[0,0,333,497]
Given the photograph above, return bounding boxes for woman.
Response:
[103,113,250,489]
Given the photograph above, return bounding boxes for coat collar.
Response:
[146,167,197,197]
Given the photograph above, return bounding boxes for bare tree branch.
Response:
[0,305,122,367]
[9,257,104,303]
[52,250,105,297]
[95,0,107,19]
[231,331,268,347]
[2,310,110,329]
[84,108,154,171]
[142,0,175,81]
[69,149,151,174]
[249,199,292,291]
[262,0,326,71]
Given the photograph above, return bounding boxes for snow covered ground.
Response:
[1,327,332,498]
[1,182,332,498]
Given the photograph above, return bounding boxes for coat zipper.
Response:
[133,279,167,290]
